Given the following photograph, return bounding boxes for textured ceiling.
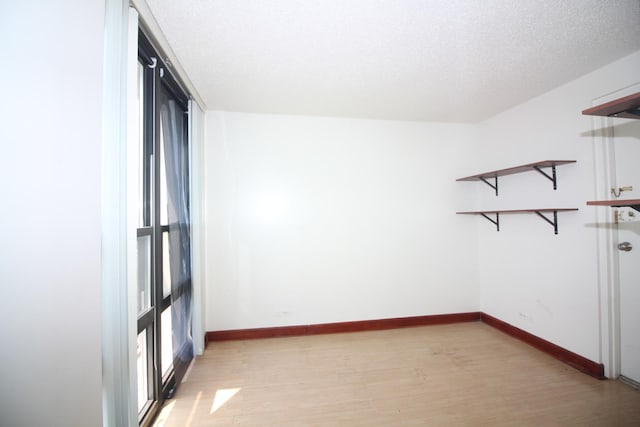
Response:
[145,0,640,122]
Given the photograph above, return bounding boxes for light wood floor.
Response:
[153,322,640,426]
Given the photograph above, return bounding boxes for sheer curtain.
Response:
[160,91,193,385]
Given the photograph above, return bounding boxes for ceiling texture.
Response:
[145,0,640,122]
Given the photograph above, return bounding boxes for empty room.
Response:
[2,1,640,426]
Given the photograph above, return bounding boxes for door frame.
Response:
[592,83,640,379]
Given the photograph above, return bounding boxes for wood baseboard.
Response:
[205,311,604,380]
[480,312,605,379]
[207,324,309,342]
[206,312,481,342]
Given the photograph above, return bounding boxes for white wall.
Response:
[475,50,640,362]
[190,100,208,354]
[205,112,479,331]
[0,1,104,426]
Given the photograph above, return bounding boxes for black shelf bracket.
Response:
[479,176,498,196]
[612,204,640,212]
[534,210,559,234]
[532,165,557,190]
[480,212,500,231]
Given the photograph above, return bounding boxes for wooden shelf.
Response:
[457,208,579,214]
[586,199,640,212]
[582,92,640,120]
[456,161,576,181]
[456,160,576,195]
[457,208,579,234]
[583,94,640,212]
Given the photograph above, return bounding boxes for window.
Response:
[136,29,193,425]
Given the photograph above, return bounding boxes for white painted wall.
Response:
[203,51,640,371]
[0,1,104,426]
[475,50,640,362]
[190,100,208,355]
[205,112,479,331]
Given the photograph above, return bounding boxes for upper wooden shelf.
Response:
[456,160,576,195]
[457,160,576,181]
[582,92,640,120]
[586,199,640,212]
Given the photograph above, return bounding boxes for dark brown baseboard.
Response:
[480,312,605,379]
[205,311,605,380]
[207,324,309,342]
[206,312,481,342]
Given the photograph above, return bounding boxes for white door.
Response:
[613,118,640,385]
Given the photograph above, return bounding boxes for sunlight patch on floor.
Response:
[184,391,202,426]
[210,387,241,414]
[153,400,175,427]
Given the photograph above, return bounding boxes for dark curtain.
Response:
[160,91,193,386]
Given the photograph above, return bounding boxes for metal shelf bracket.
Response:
[479,176,498,196]
[480,212,500,231]
[534,210,559,234]
[532,165,557,190]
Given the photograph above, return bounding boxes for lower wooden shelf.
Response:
[586,199,640,212]
[456,208,579,234]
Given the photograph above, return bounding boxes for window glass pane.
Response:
[137,331,150,412]
[159,121,169,226]
[137,61,147,227]
[161,307,173,377]
[137,234,151,314]
[162,232,171,298]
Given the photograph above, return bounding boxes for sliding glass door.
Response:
[136,29,193,425]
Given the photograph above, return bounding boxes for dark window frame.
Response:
[137,27,192,427]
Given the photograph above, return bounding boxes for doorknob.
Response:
[618,242,633,252]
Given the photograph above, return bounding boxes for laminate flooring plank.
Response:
[153,322,640,426]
